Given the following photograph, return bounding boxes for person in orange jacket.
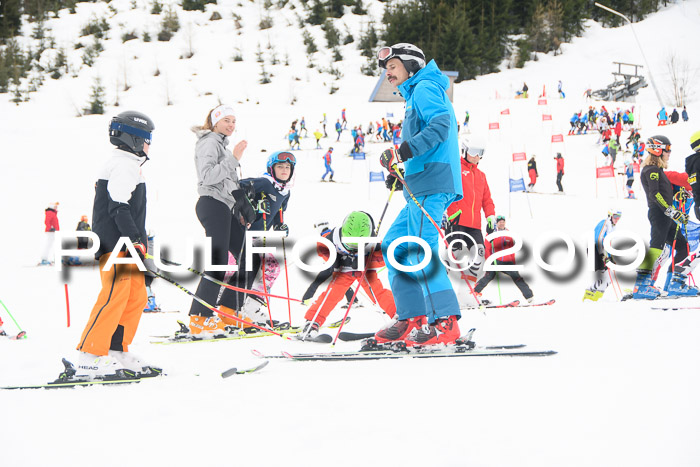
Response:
[301,211,396,339]
[445,137,495,284]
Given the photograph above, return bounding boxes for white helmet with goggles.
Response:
[377,43,426,74]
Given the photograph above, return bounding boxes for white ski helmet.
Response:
[377,43,426,74]
[459,135,485,159]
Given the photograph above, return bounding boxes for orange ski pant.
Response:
[76,252,147,356]
[304,270,396,326]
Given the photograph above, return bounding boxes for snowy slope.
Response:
[1,1,700,466]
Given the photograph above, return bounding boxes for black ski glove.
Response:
[385,168,404,191]
[232,189,256,227]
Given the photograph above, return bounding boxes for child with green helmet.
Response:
[300,211,396,339]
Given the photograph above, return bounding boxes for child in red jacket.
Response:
[40,202,60,265]
[473,215,534,303]
[301,212,396,339]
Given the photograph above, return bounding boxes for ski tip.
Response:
[221,367,238,378]
[251,349,264,357]
[281,351,294,359]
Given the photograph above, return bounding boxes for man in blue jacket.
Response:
[374,43,463,346]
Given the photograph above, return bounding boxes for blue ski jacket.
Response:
[397,60,462,201]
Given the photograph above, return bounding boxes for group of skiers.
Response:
[23,38,699,384]
[585,130,700,301]
[657,106,689,126]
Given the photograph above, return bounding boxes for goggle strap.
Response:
[110,122,152,143]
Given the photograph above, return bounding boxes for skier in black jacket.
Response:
[632,135,694,299]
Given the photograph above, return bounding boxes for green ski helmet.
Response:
[340,211,375,251]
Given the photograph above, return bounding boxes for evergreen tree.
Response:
[85,76,105,114]
[0,0,22,40]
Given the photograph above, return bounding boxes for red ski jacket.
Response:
[485,230,516,264]
[556,157,564,174]
[446,159,495,230]
[665,170,691,192]
[44,208,59,232]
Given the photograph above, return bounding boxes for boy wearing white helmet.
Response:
[583,209,622,301]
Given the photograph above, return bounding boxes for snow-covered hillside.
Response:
[1,1,700,466]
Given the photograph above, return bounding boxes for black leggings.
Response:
[474,269,533,300]
[189,197,245,317]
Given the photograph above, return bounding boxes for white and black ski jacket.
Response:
[92,149,147,259]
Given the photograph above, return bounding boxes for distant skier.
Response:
[335,119,342,142]
[555,152,564,192]
[583,209,622,301]
[76,215,91,249]
[463,110,470,130]
[657,107,668,125]
[0,316,5,337]
[624,159,636,199]
[313,129,323,149]
[321,147,335,182]
[352,130,365,154]
[670,108,680,124]
[321,113,328,137]
[40,202,60,266]
[557,80,565,98]
[473,215,534,304]
[527,155,538,191]
[300,116,308,137]
[682,106,689,123]
[341,108,347,129]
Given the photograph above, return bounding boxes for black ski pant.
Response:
[556,172,564,192]
[474,268,533,300]
[648,207,688,273]
[189,196,245,317]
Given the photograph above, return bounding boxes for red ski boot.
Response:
[405,315,461,347]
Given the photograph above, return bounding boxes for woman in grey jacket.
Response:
[188,105,255,336]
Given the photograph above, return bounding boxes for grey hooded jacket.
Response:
[194,130,240,210]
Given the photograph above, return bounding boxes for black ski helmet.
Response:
[646,135,671,156]
[109,111,155,158]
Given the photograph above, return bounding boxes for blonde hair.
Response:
[193,107,217,132]
[641,154,668,170]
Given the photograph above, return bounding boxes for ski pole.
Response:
[607,268,621,300]
[280,208,292,326]
[392,163,482,303]
[145,254,301,303]
[332,180,399,344]
[148,268,289,338]
[301,274,339,341]
[0,298,25,335]
[259,194,274,326]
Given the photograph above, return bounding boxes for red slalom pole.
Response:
[64,283,71,327]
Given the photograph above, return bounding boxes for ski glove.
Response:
[274,223,289,237]
[232,189,257,227]
[131,241,147,262]
[665,207,688,225]
[486,215,497,231]
[385,169,404,191]
[257,198,271,215]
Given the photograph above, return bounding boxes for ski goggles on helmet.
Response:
[109,121,153,144]
[273,152,296,164]
[496,215,506,222]
[466,147,485,159]
[646,139,671,156]
[377,46,424,69]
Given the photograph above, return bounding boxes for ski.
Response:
[338,331,375,341]
[151,317,350,345]
[1,330,27,340]
[466,299,555,309]
[650,305,700,310]
[622,293,679,301]
[275,346,555,361]
[515,299,556,308]
[221,360,270,378]
[0,358,158,390]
